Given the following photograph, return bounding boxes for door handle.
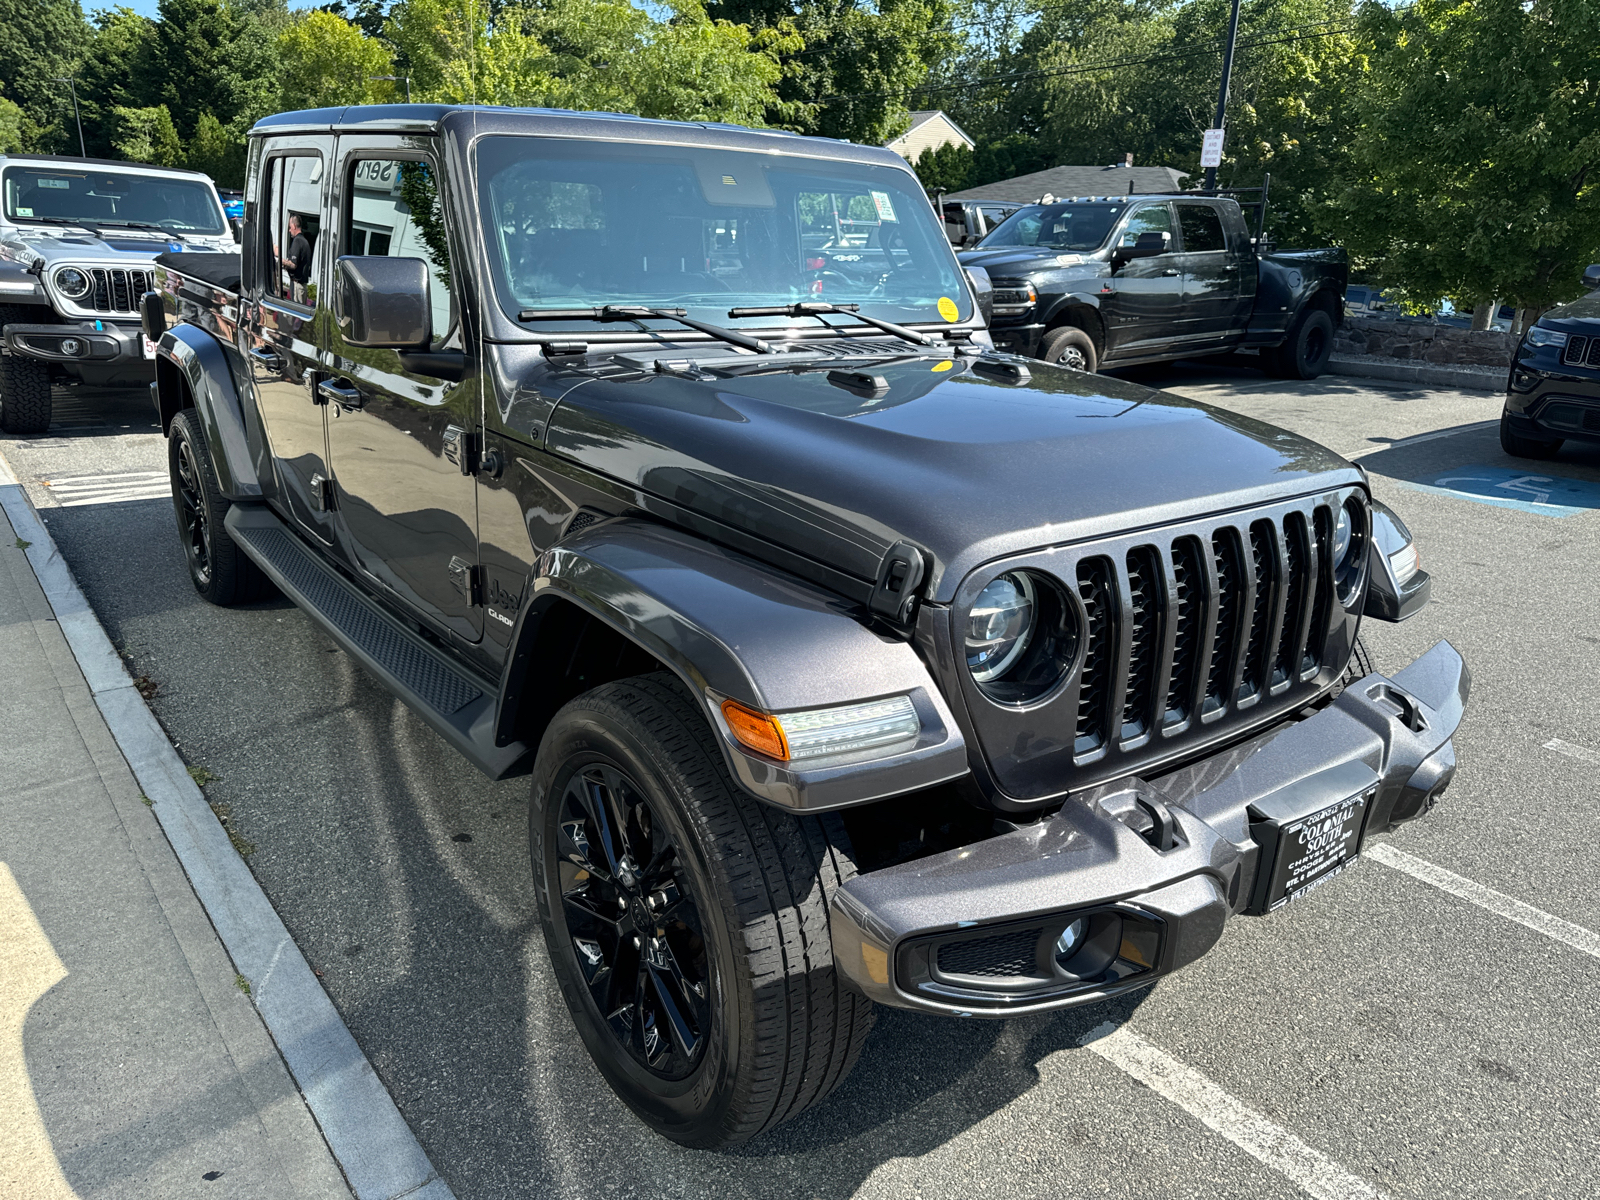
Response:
[249,345,282,369]
[317,379,364,411]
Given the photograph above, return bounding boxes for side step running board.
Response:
[225,504,531,779]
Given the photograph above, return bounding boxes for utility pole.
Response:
[1203,0,1243,191]
[369,75,412,103]
[53,78,86,158]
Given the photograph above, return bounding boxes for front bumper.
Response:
[986,321,1046,357]
[1504,356,1600,444]
[831,639,1469,1016]
[3,320,153,371]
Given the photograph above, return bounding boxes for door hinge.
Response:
[442,424,479,476]
[309,472,336,511]
[448,556,483,606]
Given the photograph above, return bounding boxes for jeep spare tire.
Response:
[531,673,874,1148]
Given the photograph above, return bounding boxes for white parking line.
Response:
[1544,737,1600,765]
[1372,420,1498,450]
[40,471,170,507]
[1080,1023,1386,1200]
[1367,843,1600,959]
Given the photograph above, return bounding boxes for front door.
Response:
[1103,202,1184,360]
[323,139,482,644]
[246,140,335,543]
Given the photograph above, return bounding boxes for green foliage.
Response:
[76,8,155,158]
[0,86,23,153]
[186,110,246,188]
[110,103,182,166]
[398,160,452,291]
[913,140,972,191]
[0,0,92,151]
[1327,0,1600,311]
[278,9,394,111]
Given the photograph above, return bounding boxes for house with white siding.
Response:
[883,111,976,163]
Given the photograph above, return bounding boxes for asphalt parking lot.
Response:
[4,364,1598,1199]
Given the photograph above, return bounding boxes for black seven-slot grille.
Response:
[67,267,152,314]
[957,494,1354,801]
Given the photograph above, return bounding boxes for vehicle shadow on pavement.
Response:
[1358,423,1600,488]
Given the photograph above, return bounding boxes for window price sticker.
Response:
[871,191,898,222]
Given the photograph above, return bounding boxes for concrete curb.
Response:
[1327,355,1507,393]
[0,457,454,1200]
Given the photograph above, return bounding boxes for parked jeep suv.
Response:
[0,154,236,433]
[149,105,1465,1149]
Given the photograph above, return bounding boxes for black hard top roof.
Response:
[249,105,910,171]
[0,153,211,178]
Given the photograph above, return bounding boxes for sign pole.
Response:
[1203,0,1243,191]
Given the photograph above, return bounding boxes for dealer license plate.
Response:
[142,335,157,359]
[1258,791,1368,913]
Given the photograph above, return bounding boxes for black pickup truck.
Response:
[146,104,1462,1149]
[959,194,1347,377]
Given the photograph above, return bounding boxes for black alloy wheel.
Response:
[555,761,712,1080]
[175,435,213,589]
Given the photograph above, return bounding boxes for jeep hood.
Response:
[543,353,1358,603]
[6,228,236,263]
[958,246,1101,275]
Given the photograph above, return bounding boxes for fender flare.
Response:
[1038,293,1105,340]
[500,519,969,812]
[155,324,260,500]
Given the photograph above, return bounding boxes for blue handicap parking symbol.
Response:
[1397,463,1600,518]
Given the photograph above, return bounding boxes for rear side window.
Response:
[1177,204,1227,253]
[342,156,454,342]
[261,154,323,306]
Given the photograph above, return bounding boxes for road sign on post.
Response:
[1201,129,1225,170]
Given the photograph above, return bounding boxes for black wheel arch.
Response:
[1040,295,1106,356]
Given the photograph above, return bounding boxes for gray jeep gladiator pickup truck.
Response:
[959,194,1347,377]
[146,104,1464,1149]
[0,154,237,433]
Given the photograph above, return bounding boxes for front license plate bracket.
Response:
[1245,760,1380,914]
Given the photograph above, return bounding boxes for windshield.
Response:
[476,136,971,331]
[979,203,1123,252]
[2,166,226,235]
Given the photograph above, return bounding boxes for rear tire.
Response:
[1038,325,1098,372]
[530,673,874,1148]
[1266,306,1335,380]
[1499,412,1562,459]
[168,409,273,605]
[0,352,52,434]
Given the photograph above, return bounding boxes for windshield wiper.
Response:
[726,302,933,347]
[15,215,102,237]
[517,305,776,355]
[100,220,185,240]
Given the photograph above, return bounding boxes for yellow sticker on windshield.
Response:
[931,360,953,372]
[937,296,959,322]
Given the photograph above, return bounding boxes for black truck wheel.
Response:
[0,351,52,434]
[1499,412,1563,459]
[1038,325,1098,372]
[168,409,272,605]
[1266,306,1335,380]
[530,673,874,1148]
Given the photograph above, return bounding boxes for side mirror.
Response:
[140,289,165,344]
[230,217,243,244]
[1114,230,1170,264]
[964,265,993,327]
[1584,263,1600,290]
[335,256,431,349]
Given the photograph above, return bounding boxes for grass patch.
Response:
[13,537,29,549]
[140,793,153,808]
[187,764,217,787]
[234,974,251,996]
[207,800,255,859]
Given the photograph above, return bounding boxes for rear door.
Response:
[1174,200,1247,346]
[1103,201,1184,360]
[321,136,483,644]
[245,137,335,543]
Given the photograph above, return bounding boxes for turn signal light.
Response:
[721,699,789,761]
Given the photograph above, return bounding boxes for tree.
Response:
[913,140,972,191]
[110,104,183,166]
[0,84,24,152]
[185,110,246,187]
[0,0,92,151]
[278,10,395,111]
[1328,0,1600,313]
[136,0,281,140]
[75,7,155,158]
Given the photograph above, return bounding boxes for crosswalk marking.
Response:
[39,471,170,507]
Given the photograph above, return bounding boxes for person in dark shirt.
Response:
[279,214,313,301]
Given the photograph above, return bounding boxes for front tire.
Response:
[168,409,272,605]
[1499,412,1563,459]
[0,352,52,434]
[531,674,874,1148]
[1038,324,1098,372]
[1266,306,1335,380]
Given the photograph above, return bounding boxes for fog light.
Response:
[59,337,84,356]
[1054,918,1086,962]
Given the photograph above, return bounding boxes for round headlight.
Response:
[965,569,1079,703]
[55,267,90,298]
[967,572,1035,682]
[1332,498,1366,605]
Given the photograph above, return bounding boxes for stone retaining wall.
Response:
[1333,315,1515,367]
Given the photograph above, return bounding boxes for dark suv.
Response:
[148,104,1466,1149]
[1501,264,1600,457]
